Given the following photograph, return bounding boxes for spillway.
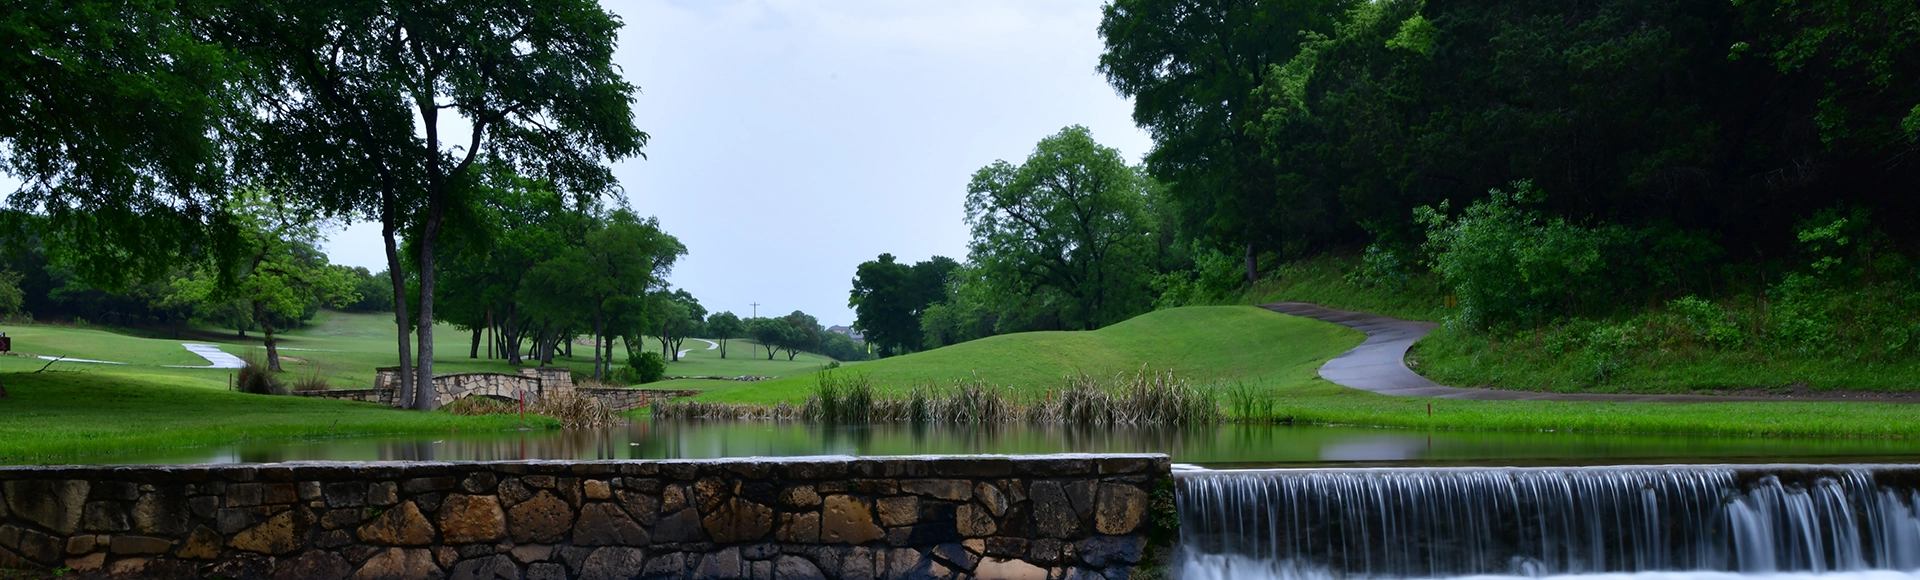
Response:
[1176,465,1920,579]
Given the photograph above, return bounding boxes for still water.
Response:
[25,419,1920,467]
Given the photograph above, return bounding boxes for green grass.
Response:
[0,361,552,462]
[1249,253,1920,395]
[672,303,1920,439]
[1412,324,1920,394]
[1247,253,1448,322]
[690,306,1361,404]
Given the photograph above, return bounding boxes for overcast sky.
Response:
[321,0,1151,326]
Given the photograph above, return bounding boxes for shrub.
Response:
[628,352,666,384]
[235,355,287,396]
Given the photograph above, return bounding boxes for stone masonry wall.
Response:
[0,455,1168,580]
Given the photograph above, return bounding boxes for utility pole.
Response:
[751,302,760,319]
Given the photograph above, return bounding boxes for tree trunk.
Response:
[719,338,727,359]
[591,311,604,381]
[1244,241,1257,285]
[413,192,442,410]
[256,301,281,372]
[469,326,481,358]
[381,191,415,410]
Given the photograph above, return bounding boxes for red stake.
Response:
[1427,403,1432,416]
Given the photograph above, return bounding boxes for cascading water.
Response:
[1176,465,1920,579]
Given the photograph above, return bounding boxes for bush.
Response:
[1418,180,1715,332]
[628,352,666,384]
[235,355,287,396]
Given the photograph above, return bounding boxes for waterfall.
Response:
[1176,465,1920,579]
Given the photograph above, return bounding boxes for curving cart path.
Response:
[1261,302,1890,403]
[171,344,247,369]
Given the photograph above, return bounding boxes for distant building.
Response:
[826,325,864,343]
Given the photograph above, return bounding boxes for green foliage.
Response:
[1151,244,1246,309]
[849,254,958,356]
[965,126,1159,330]
[0,270,24,318]
[628,351,666,384]
[704,311,745,359]
[1417,182,1718,332]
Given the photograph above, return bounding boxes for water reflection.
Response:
[24,420,1920,467]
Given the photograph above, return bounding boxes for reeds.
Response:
[443,395,516,416]
[528,391,617,429]
[651,400,802,421]
[1022,370,1219,426]
[1222,381,1292,424]
[658,368,1221,427]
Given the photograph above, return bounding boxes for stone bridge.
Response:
[326,367,683,412]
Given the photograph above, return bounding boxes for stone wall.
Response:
[291,389,393,405]
[576,389,701,413]
[366,367,578,409]
[0,455,1168,580]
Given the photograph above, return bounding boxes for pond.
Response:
[26,419,1920,468]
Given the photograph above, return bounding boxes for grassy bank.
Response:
[1249,253,1920,395]
[0,365,552,463]
[662,301,1920,439]
[689,306,1360,403]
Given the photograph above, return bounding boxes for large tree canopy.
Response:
[1,0,245,287]
[964,126,1158,330]
[1099,0,1349,269]
[848,253,956,356]
[221,0,647,409]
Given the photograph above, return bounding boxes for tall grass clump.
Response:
[235,355,287,396]
[1025,370,1219,426]
[863,380,1018,423]
[803,371,875,423]
[443,396,515,416]
[529,391,616,429]
[652,400,801,421]
[291,365,331,392]
[1222,381,1292,424]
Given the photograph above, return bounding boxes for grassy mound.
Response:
[693,306,1364,403]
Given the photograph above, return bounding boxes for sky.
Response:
[320,0,1152,327]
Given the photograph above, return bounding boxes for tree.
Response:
[749,318,794,361]
[521,209,683,380]
[224,0,646,410]
[1099,0,1348,278]
[1,0,246,290]
[652,289,705,363]
[706,311,744,358]
[172,189,356,371]
[849,254,959,357]
[965,126,1158,330]
[780,311,821,361]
